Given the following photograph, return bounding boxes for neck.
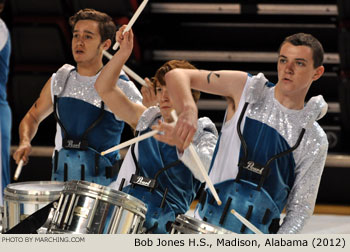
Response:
[77,62,103,77]
[274,87,305,110]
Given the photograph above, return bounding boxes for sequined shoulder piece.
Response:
[195,117,219,138]
[117,70,143,105]
[52,64,75,96]
[136,106,161,132]
[245,72,269,103]
[300,95,328,129]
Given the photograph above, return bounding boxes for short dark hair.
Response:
[278,33,324,68]
[69,8,116,43]
[154,60,201,103]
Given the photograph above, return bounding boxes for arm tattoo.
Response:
[207,72,220,84]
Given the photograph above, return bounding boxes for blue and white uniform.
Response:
[196,73,328,234]
[0,18,11,197]
[110,106,218,233]
[51,64,142,186]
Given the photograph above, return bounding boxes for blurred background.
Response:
[1,0,349,212]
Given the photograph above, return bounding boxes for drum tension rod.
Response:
[219,197,232,225]
[118,178,126,191]
[160,187,168,208]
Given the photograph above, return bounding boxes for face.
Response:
[72,19,105,65]
[276,42,324,98]
[155,82,174,123]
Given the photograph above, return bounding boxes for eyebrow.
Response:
[279,55,308,62]
[73,29,95,35]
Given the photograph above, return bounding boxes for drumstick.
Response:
[102,50,147,87]
[13,159,24,181]
[170,110,222,206]
[112,0,149,50]
[230,209,263,234]
[101,130,158,156]
[122,65,147,87]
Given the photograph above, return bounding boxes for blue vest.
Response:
[123,128,201,233]
[198,117,296,234]
[52,74,125,186]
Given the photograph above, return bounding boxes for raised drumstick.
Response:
[102,50,147,87]
[112,0,149,50]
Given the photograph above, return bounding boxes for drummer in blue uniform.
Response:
[13,9,142,186]
[154,33,329,234]
[95,26,218,233]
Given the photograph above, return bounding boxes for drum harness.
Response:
[120,130,181,233]
[199,102,305,233]
[52,67,121,181]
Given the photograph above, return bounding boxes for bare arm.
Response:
[13,77,54,164]
[95,26,145,129]
[162,68,248,149]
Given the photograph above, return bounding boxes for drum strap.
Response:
[236,102,305,190]
[53,95,106,151]
[4,200,57,234]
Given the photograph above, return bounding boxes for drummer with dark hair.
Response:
[13,9,142,185]
[95,26,218,233]
[154,33,328,234]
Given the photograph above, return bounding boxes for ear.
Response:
[312,65,324,81]
[102,39,112,51]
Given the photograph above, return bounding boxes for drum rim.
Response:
[173,214,234,234]
[62,180,147,215]
[4,181,65,197]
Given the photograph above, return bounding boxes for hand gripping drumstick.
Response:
[13,159,24,181]
[102,50,147,87]
[230,209,263,234]
[101,130,158,156]
[112,0,149,50]
[171,110,222,206]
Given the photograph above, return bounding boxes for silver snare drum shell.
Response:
[171,214,234,234]
[3,181,64,232]
[48,180,147,234]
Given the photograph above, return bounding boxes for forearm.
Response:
[95,50,129,95]
[164,69,197,116]
[18,111,40,146]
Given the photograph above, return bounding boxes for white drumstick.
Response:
[171,110,222,206]
[13,159,24,181]
[102,50,147,87]
[101,130,158,156]
[122,65,147,87]
[112,0,149,50]
[230,209,263,234]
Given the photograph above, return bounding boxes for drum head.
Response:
[4,181,64,199]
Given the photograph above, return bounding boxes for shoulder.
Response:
[116,70,142,104]
[244,73,274,103]
[135,106,162,132]
[197,117,218,136]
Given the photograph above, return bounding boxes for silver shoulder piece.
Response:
[301,95,328,129]
[117,70,143,105]
[193,117,219,143]
[52,64,75,96]
[181,117,218,182]
[136,106,161,132]
[245,72,269,104]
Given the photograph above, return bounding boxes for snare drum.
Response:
[48,180,147,234]
[171,214,234,234]
[3,181,64,233]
